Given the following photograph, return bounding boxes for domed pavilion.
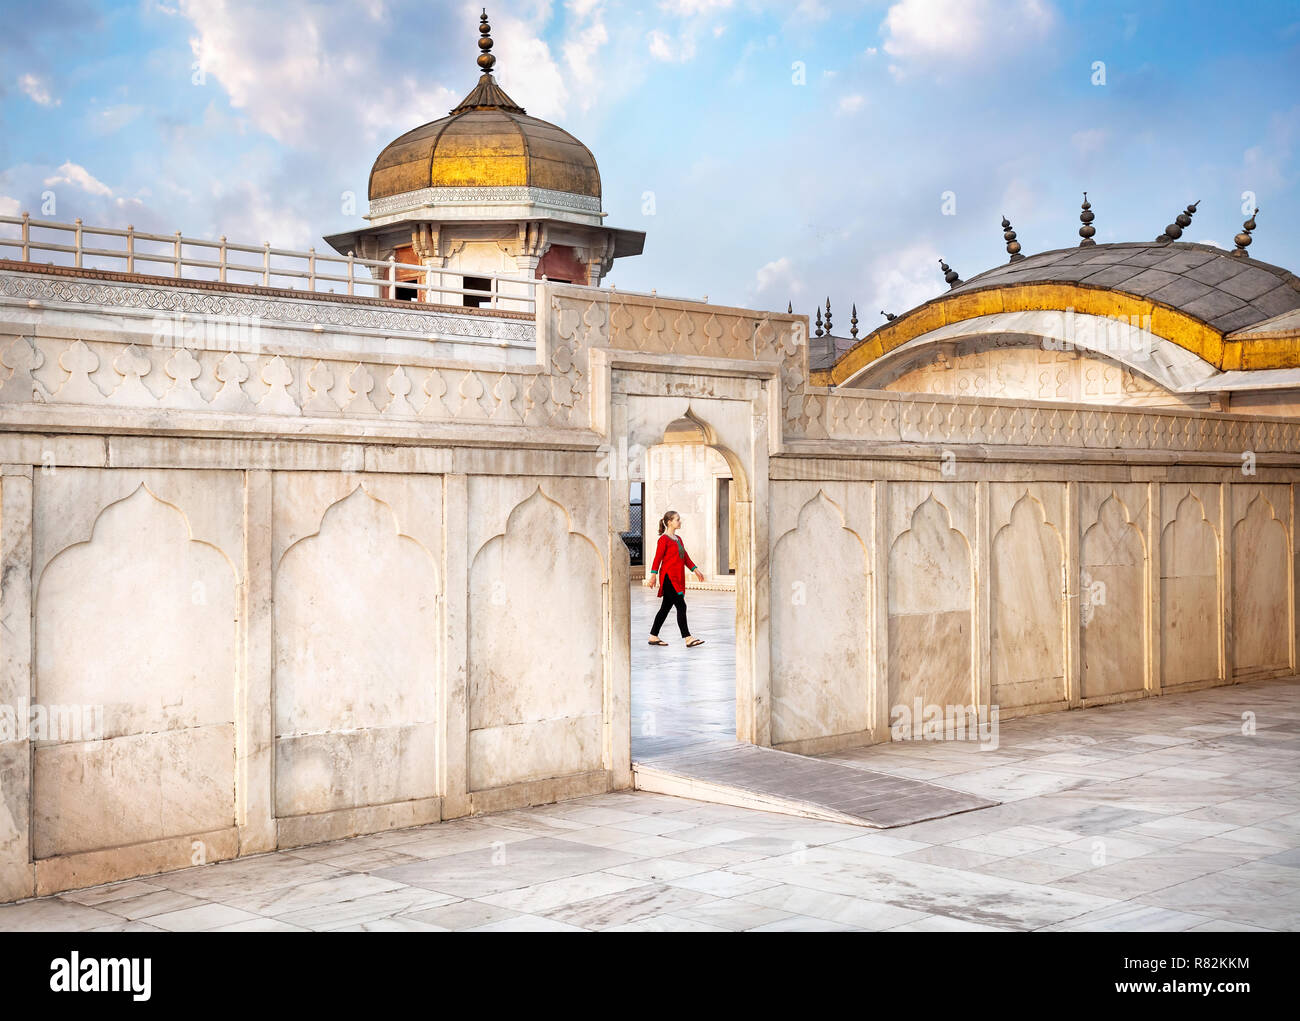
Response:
[325,10,644,304]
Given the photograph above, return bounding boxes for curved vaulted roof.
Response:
[822,242,1300,386]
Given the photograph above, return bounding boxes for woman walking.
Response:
[645,510,706,648]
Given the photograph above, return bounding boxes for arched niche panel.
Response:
[770,491,870,744]
[273,484,441,818]
[468,486,605,790]
[888,491,974,713]
[1232,489,1291,678]
[33,483,238,859]
[991,490,1066,710]
[1160,488,1221,689]
[1080,489,1148,699]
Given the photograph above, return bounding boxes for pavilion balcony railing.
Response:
[0,213,538,314]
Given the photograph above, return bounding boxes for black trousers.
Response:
[651,576,690,637]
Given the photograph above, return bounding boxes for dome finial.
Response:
[1001,215,1024,262]
[1231,208,1258,258]
[1078,192,1096,247]
[478,9,496,75]
[850,303,859,339]
[940,258,962,288]
[1156,199,1199,243]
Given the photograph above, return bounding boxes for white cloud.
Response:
[1197,240,1222,248]
[174,0,563,147]
[560,1,609,108]
[657,0,733,14]
[0,196,20,217]
[753,256,803,302]
[863,242,943,319]
[94,104,144,134]
[881,0,1054,65]
[43,162,113,197]
[648,29,673,61]
[1071,128,1108,156]
[838,94,866,116]
[18,73,59,107]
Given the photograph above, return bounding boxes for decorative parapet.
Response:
[792,387,1300,455]
[0,332,573,428]
[0,267,535,345]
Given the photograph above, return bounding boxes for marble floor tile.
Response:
[735,885,928,930]
[828,833,932,857]
[97,889,209,921]
[732,845,1117,930]
[7,675,1296,934]
[401,899,519,930]
[59,879,167,907]
[664,870,779,898]
[0,899,124,932]
[602,859,715,882]
[465,914,590,932]
[275,886,456,930]
[543,883,721,929]
[886,915,1012,931]
[147,903,264,932]
[224,873,409,917]
[478,872,649,914]
[901,845,1006,870]
[602,914,730,932]
[372,837,637,899]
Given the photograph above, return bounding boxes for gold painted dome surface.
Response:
[369,14,600,203]
[368,105,602,201]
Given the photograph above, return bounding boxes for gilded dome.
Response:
[368,101,602,202]
[368,13,601,205]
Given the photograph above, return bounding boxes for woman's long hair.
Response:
[657,510,679,536]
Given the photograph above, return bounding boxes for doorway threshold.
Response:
[633,742,997,829]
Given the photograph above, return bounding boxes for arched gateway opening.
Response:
[629,415,745,759]
[617,409,754,764]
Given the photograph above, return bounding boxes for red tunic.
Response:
[649,533,698,597]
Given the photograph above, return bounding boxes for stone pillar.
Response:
[441,474,471,819]
[605,396,633,788]
[237,470,276,854]
[0,466,34,901]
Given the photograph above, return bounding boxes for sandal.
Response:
[648,637,669,646]
[685,638,705,648]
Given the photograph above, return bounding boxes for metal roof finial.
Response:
[814,306,823,337]
[477,9,496,75]
[824,297,832,335]
[1078,192,1096,247]
[1001,216,1024,262]
[881,310,896,322]
[1156,200,1199,243]
[1231,208,1258,258]
[940,258,962,288]
[850,303,859,339]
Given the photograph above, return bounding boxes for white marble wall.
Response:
[769,486,871,745]
[0,271,1296,904]
[272,475,442,819]
[766,476,1297,751]
[32,470,242,860]
[466,478,607,791]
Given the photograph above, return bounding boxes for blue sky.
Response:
[1,0,1298,320]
